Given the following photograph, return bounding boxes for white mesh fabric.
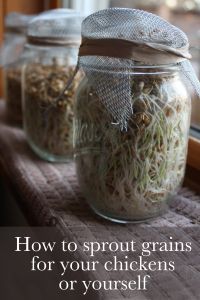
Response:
[79,8,200,129]
[5,12,35,31]
[179,60,200,96]
[28,9,84,41]
[80,56,134,129]
[0,13,35,66]
[81,8,188,48]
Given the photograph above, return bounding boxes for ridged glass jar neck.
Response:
[6,26,26,35]
[82,63,180,76]
[23,43,78,66]
[26,35,80,47]
[127,64,180,75]
[24,42,79,52]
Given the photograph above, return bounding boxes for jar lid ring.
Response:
[27,36,80,46]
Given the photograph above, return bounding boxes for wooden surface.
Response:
[185,165,200,194]
[3,0,44,14]
[187,137,200,170]
[0,0,4,97]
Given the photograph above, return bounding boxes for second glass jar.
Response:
[22,10,83,162]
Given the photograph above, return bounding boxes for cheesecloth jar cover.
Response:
[1,13,35,66]
[78,8,200,129]
[27,9,83,45]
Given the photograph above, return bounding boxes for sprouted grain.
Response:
[74,70,191,221]
[23,59,82,161]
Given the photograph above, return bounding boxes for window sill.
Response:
[185,136,200,193]
[187,136,200,170]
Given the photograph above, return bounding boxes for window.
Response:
[62,0,109,15]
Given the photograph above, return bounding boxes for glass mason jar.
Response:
[2,13,35,126]
[22,10,83,162]
[74,65,191,223]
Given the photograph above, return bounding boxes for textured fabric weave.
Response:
[0,101,200,299]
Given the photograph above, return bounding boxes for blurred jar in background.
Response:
[2,12,35,126]
[1,13,34,65]
[22,9,84,162]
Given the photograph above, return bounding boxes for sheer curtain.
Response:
[62,0,110,15]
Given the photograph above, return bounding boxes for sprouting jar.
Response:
[2,13,35,126]
[74,65,191,222]
[22,9,83,162]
